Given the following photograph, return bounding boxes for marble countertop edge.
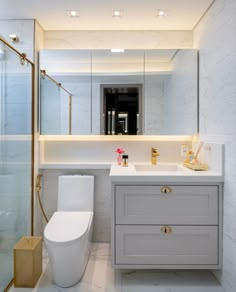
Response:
[38,162,223,182]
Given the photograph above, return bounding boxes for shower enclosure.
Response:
[0,38,34,291]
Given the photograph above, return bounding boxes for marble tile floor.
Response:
[0,253,13,292]
[9,243,225,292]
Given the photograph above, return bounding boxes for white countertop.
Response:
[39,161,223,183]
[109,162,224,183]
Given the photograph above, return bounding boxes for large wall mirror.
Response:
[39,49,198,135]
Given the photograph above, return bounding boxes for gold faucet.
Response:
[151,147,159,165]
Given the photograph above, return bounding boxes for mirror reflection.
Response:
[40,49,198,135]
[102,85,142,135]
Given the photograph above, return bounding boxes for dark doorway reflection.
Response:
[102,85,142,135]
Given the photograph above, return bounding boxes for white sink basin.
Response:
[135,164,183,172]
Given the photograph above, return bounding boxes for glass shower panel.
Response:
[40,76,62,134]
[0,40,33,290]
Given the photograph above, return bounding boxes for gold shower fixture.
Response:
[20,53,27,66]
[40,69,46,79]
[36,174,48,223]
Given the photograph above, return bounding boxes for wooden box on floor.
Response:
[14,236,42,288]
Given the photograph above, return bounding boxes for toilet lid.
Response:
[44,212,93,243]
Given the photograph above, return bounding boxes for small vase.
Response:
[117,154,122,165]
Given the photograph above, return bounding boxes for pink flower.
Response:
[116,148,125,154]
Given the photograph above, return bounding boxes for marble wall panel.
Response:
[194,1,236,291]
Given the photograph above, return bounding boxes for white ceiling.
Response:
[0,0,214,31]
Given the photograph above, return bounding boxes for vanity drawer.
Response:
[115,225,218,265]
[115,185,218,225]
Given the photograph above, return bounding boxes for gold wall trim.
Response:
[31,62,35,236]
[69,95,72,135]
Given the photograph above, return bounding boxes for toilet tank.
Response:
[57,175,94,212]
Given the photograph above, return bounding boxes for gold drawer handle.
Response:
[160,186,172,193]
[161,226,172,234]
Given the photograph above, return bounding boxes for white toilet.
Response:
[44,175,94,288]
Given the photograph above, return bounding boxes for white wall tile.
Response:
[164,50,198,135]
[0,19,35,62]
[194,1,236,291]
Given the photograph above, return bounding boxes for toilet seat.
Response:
[44,211,93,243]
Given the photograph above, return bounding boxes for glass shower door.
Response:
[0,39,33,291]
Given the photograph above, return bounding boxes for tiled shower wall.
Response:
[194,0,236,291]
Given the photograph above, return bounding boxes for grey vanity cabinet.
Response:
[112,183,223,269]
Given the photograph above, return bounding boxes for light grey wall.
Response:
[194,0,236,291]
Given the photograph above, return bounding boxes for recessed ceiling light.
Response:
[112,10,123,17]
[111,49,125,53]
[156,10,168,17]
[67,10,79,17]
